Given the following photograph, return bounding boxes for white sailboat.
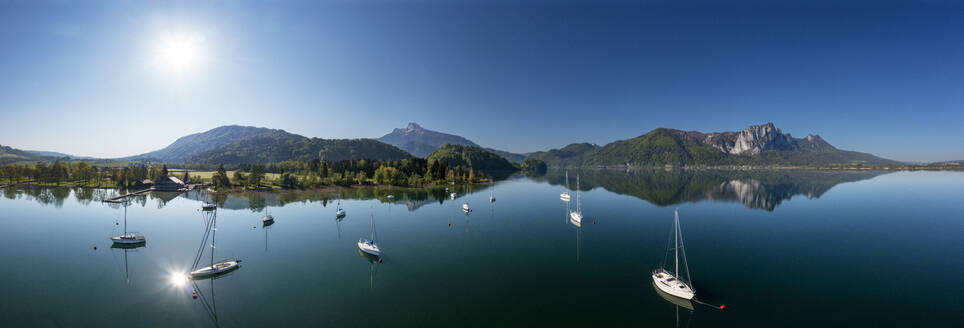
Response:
[202,190,217,211]
[190,211,241,279]
[489,183,496,203]
[560,170,571,202]
[462,201,472,213]
[111,199,145,245]
[569,175,583,225]
[335,201,346,217]
[358,209,381,256]
[450,192,456,200]
[652,209,695,300]
[262,208,274,223]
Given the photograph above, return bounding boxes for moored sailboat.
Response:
[111,199,145,245]
[357,209,381,256]
[335,201,346,217]
[190,211,241,279]
[569,175,583,225]
[560,170,571,202]
[652,209,695,300]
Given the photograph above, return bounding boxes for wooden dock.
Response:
[103,188,155,203]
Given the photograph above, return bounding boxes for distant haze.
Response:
[1,1,962,162]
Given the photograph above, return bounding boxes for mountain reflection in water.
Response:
[2,169,888,211]
[533,169,889,211]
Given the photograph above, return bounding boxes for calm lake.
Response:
[1,170,962,327]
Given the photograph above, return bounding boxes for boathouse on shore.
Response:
[154,176,185,191]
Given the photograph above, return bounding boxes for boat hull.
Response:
[569,211,582,223]
[111,235,146,244]
[190,260,241,279]
[358,241,380,256]
[336,210,346,217]
[652,270,695,300]
[560,193,571,202]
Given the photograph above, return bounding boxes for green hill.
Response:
[528,124,897,167]
[426,144,519,173]
[129,125,412,164]
[0,144,56,164]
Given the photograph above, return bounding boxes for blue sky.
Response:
[0,0,962,162]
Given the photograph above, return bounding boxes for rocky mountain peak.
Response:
[729,122,795,155]
[406,122,423,132]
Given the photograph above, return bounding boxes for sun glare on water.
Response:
[154,33,203,74]
[169,272,188,287]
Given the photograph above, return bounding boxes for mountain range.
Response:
[3,122,907,167]
[124,125,410,164]
[528,123,897,167]
[377,123,527,163]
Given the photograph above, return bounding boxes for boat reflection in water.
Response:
[653,281,694,328]
[653,281,694,311]
[111,242,145,285]
[358,249,380,289]
[192,277,222,328]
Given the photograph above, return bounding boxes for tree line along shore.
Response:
[0,158,506,191]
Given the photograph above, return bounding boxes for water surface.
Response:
[1,170,961,326]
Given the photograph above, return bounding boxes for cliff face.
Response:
[705,123,795,155]
[701,123,836,155]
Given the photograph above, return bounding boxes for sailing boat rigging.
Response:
[192,277,222,327]
[652,209,695,300]
[560,170,571,202]
[189,211,241,279]
[569,175,583,225]
[111,198,145,245]
[357,207,381,256]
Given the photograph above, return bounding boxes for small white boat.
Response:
[652,209,696,300]
[112,200,146,245]
[569,215,581,228]
[489,184,496,203]
[111,233,146,244]
[262,214,274,223]
[569,175,583,225]
[335,201,346,217]
[358,238,380,256]
[462,202,472,213]
[387,195,394,200]
[190,259,241,279]
[357,210,381,256]
[450,192,456,200]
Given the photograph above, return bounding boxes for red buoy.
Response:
[192,291,198,299]
[93,246,97,250]
[720,304,725,309]
[378,259,383,263]
[448,223,451,226]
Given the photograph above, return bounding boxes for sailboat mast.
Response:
[370,211,375,241]
[674,210,679,278]
[210,213,216,267]
[576,175,581,213]
[123,199,128,234]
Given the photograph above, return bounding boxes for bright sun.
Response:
[154,34,202,74]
